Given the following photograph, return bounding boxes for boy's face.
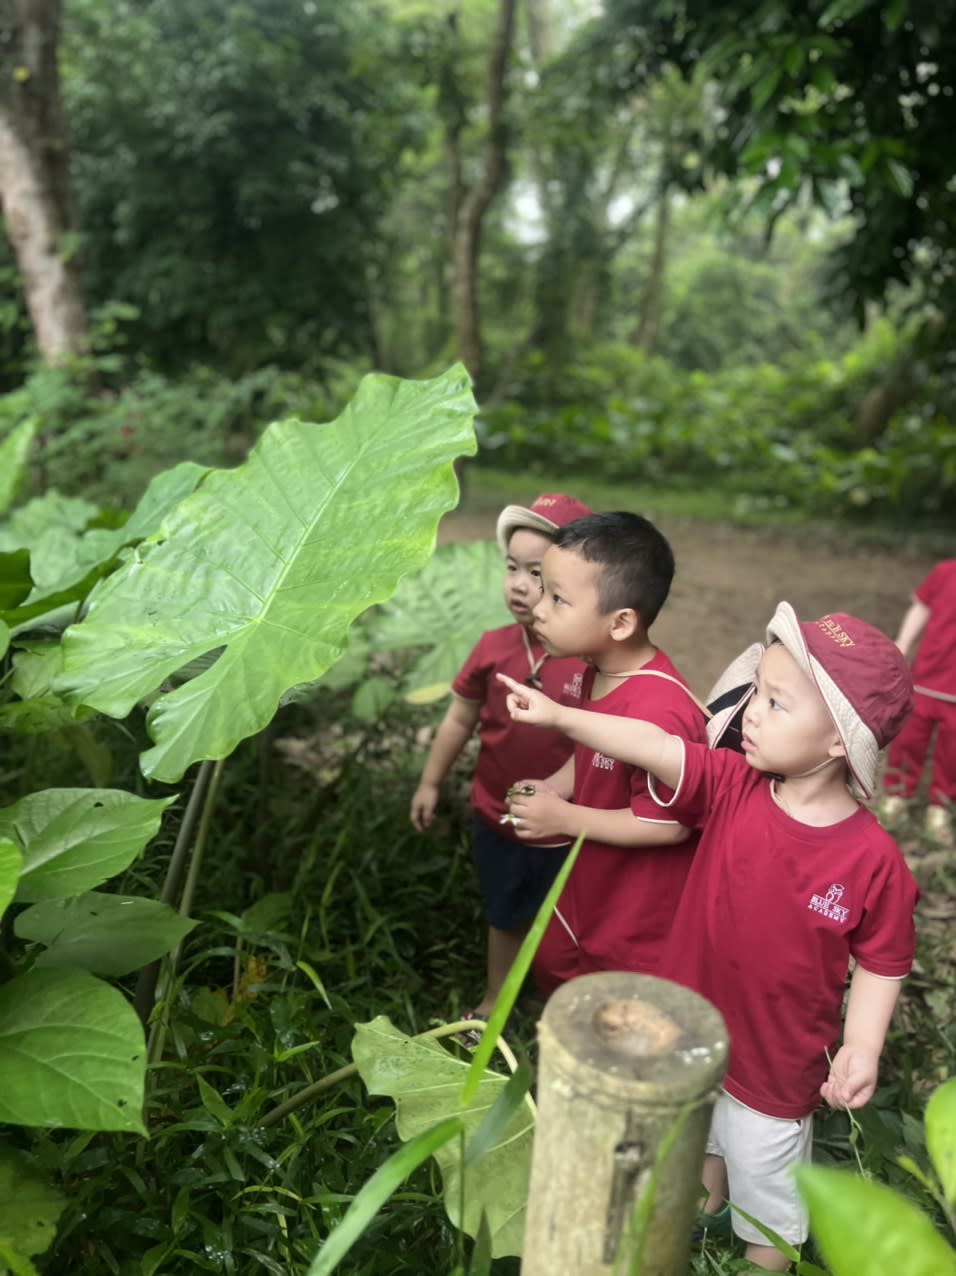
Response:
[503,528,553,627]
[531,544,611,659]
[741,643,843,778]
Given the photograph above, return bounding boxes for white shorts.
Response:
[706,1090,813,1246]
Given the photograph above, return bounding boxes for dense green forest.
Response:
[1,1,955,1274]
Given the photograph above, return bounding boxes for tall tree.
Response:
[62,0,423,372]
[0,0,88,362]
[604,0,956,325]
[444,0,519,389]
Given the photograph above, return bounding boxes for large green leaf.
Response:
[0,464,208,630]
[0,968,146,1133]
[0,788,175,903]
[0,643,98,739]
[352,1015,533,1257]
[0,421,36,515]
[926,1077,956,1206]
[0,550,32,611]
[370,540,509,703]
[57,365,477,781]
[0,840,21,918]
[0,1144,66,1258]
[0,620,7,659]
[795,1164,956,1276]
[14,892,197,976]
[0,491,97,554]
[10,641,64,700]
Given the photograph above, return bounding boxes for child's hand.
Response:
[820,1044,880,1109]
[508,787,571,841]
[411,782,439,831]
[496,673,560,727]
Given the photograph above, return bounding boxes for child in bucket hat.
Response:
[410,493,590,1039]
[498,602,918,1271]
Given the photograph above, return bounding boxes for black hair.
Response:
[553,511,674,626]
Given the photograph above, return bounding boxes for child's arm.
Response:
[819,966,903,1110]
[507,786,690,846]
[410,697,481,830]
[497,673,684,790]
[895,597,930,660]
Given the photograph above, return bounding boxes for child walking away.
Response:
[881,558,956,847]
[410,493,591,1030]
[502,512,707,999]
[499,603,918,1273]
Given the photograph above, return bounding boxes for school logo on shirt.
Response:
[564,672,584,700]
[592,752,616,771]
[808,882,850,924]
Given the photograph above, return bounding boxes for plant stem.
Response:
[133,759,215,1024]
[146,758,225,1066]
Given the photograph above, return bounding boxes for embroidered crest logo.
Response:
[592,752,615,771]
[808,882,850,923]
[564,671,584,700]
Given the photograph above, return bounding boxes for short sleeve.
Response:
[850,844,918,978]
[649,741,748,827]
[914,562,952,609]
[630,692,708,821]
[451,636,490,704]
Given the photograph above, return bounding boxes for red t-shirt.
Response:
[655,743,918,1119]
[553,652,708,973]
[912,559,956,698]
[452,625,585,843]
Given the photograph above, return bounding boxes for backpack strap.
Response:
[618,668,712,719]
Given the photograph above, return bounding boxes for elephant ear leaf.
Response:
[56,365,477,782]
[370,540,510,703]
[352,1016,533,1258]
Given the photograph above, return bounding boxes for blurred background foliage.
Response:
[1,0,955,519]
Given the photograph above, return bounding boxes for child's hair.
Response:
[553,511,674,626]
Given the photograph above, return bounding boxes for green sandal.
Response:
[693,1203,733,1240]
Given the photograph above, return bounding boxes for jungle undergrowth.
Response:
[12,677,954,1276]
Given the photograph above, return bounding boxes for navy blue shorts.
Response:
[471,815,568,931]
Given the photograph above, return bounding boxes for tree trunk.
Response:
[0,0,88,362]
[451,0,518,391]
[633,182,670,352]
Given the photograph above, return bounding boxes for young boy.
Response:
[881,558,956,846]
[410,493,591,1024]
[500,603,918,1272]
[503,511,707,998]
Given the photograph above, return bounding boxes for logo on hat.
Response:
[808,881,850,924]
[816,617,856,648]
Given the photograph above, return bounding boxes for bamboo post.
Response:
[521,972,728,1276]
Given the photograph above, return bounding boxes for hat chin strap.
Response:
[777,755,841,782]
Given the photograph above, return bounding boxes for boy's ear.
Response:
[609,608,639,642]
[826,738,847,760]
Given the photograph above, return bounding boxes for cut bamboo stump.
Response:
[521,972,728,1276]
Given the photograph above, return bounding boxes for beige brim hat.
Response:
[496,506,560,554]
[705,643,763,750]
[495,493,592,555]
[766,601,877,798]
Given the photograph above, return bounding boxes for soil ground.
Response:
[439,508,936,697]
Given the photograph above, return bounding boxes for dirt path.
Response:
[439,510,935,698]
